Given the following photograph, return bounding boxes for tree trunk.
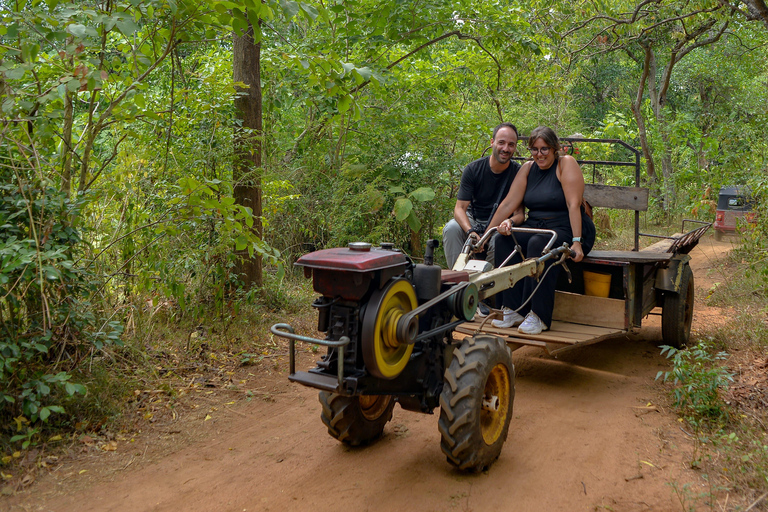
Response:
[659,134,674,211]
[233,21,263,289]
[646,49,674,211]
[630,44,657,183]
[744,0,768,28]
[61,91,74,197]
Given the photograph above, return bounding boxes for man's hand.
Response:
[466,227,484,252]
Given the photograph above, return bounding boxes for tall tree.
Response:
[564,0,729,209]
[233,19,263,289]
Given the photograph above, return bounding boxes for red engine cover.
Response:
[296,246,408,300]
[296,247,407,272]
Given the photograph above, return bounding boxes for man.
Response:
[443,122,523,270]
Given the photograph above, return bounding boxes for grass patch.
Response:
[1,271,317,490]
[656,249,768,509]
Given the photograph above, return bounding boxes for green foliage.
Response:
[0,178,121,437]
[656,341,733,427]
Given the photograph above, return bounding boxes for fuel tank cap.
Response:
[348,242,372,251]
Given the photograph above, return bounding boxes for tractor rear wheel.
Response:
[319,392,395,446]
[661,263,694,349]
[438,335,514,472]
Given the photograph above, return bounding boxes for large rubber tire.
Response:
[319,392,395,446]
[438,335,515,472]
[714,229,723,241]
[661,264,694,349]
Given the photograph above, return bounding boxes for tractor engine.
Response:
[291,241,456,412]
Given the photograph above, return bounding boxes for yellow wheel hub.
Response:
[480,363,511,445]
[358,395,393,421]
[362,279,417,379]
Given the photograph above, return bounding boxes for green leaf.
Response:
[5,66,26,80]
[67,23,87,38]
[405,211,421,232]
[44,267,61,279]
[232,15,249,35]
[247,7,261,27]
[409,187,435,202]
[39,407,50,421]
[393,198,412,221]
[65,382,76,395]
[337,94,352,114]
[116,19,140,36]
[356,66,372,80]
[299,2,318,20]
[280,0,300,19]
[341,62,355,75]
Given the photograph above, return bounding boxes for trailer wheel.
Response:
[319,392,394,446]
[438,335,514,472]
[661,263,694,348]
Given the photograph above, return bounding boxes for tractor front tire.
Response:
[439,335,514,472]
[319,392,395,446]
[661,263,694,349]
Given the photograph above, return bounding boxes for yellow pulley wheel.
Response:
[362,279,418,380]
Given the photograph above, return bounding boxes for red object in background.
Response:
[713,186,754,238]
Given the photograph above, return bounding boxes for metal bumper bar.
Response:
[270,323,351,390]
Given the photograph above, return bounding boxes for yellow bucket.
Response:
[583,270,611,298]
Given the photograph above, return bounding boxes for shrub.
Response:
[656,340,734,428]
[0,180,122,443]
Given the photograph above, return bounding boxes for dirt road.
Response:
[7,237,734,512]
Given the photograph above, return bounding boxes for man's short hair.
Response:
[492,122,519,140]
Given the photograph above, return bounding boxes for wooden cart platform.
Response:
[456,290,628,355]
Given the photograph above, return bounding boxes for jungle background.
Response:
[1,0,768,506]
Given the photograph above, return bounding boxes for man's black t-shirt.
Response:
[457,157,520,222]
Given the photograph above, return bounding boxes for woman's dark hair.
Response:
[527,126,560,153]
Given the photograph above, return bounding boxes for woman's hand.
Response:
[498,218,514,236]
[570,241,584,262]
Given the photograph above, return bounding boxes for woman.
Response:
[484,126,596,334]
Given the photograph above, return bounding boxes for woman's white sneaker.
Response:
[491,307,525,328]
[518,312,547,335]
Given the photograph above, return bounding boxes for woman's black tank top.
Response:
[523,159,568,220]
